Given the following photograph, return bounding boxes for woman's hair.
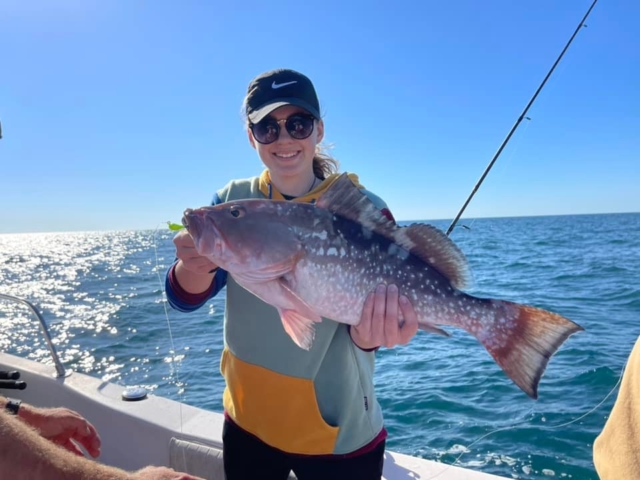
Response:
[312,145,340,180]
[241,96,340,180]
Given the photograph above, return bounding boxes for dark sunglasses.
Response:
[249,113,316,145]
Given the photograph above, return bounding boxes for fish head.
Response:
[182,200,303,275]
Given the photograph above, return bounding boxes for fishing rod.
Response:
[446,0,599,236]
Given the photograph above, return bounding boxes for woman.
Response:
[165,68,419,480]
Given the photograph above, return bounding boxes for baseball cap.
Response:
[245,69,321,123]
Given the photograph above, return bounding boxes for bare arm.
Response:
[4,398,102,458]
[0,410,132,480]
[0,411,204,480]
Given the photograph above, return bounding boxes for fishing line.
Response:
[150,225,184,401]
[424,362,626,480]
[535,364,626,431]
[420,409,536,480]
[150,223,193,470]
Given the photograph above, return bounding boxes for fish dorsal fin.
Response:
[316,173,469,290]
[400,223,469,289]
[316,173,397,234]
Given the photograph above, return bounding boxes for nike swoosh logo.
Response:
[272,80,297,89]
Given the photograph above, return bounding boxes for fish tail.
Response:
[477,301,583,399]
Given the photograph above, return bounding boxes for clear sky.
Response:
[1,0,638,234]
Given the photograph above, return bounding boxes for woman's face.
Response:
[248,104,324,182]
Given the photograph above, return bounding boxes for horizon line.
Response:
[1,211,638,236]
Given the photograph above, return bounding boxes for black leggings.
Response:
[222,418,385,480]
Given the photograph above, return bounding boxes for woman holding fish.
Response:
[166,68,419,480]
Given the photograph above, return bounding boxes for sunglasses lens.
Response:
[251,114,315,144]
[251,119,279,144]
[285,115,314,139]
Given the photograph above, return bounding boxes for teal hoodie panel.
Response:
[216,175,387,455]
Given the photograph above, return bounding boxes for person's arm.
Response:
[593,336,640,479]
[166,189,232,311]
[0,409,204,480]
[174,259,219,296]
[0,396,101,457]
[0,408,124,480]
[165,229,228,313]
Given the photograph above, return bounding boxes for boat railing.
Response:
[0,293,70,378]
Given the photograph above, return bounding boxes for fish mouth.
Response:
[182,208,224,258]
[181,209,199,235]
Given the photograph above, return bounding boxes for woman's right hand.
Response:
[173,230,218,275]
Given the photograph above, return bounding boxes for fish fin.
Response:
[316,173,398,234]
[278,308,321,350]
[277,278,321,319]
[316,173,469,289]
[418,324,451,337]
[477,301,583,399]
[276,278,323,349]
[402,224,470,289]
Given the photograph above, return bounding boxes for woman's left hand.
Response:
[350,284,419,350]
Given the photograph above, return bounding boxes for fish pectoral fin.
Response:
[238,276,322,350]
[418,324,451,337]
[275,279,322,350]
[277,278,318,316]
[278,308,322,350]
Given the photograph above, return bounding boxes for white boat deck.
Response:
[0,352,507,479]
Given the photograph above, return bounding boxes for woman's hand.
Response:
[350,284,419,350]
[173,230,218,275]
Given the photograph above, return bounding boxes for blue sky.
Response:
[1,0,638,234]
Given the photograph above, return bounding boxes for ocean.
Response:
[1,212,638,479]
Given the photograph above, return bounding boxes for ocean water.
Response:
[1,213,639,479]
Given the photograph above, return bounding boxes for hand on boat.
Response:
[133,466,206,480]
[19,404,101,457]
[351,284,419,350]
[173,230,218,275]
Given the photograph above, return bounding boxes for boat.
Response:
[0,292,507,479]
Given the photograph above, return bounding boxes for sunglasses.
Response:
[249,113,316,145]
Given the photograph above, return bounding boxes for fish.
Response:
[182,173,583,399]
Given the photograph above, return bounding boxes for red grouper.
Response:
[182,173,583,399]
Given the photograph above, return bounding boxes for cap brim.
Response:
[248,98,321,123]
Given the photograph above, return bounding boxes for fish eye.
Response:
[229,205,245,218]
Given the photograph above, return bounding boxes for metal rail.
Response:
[0,293,70,378]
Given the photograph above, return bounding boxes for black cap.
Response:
[245,69,321,123]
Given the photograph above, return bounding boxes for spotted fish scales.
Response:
[183,173,583,399]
